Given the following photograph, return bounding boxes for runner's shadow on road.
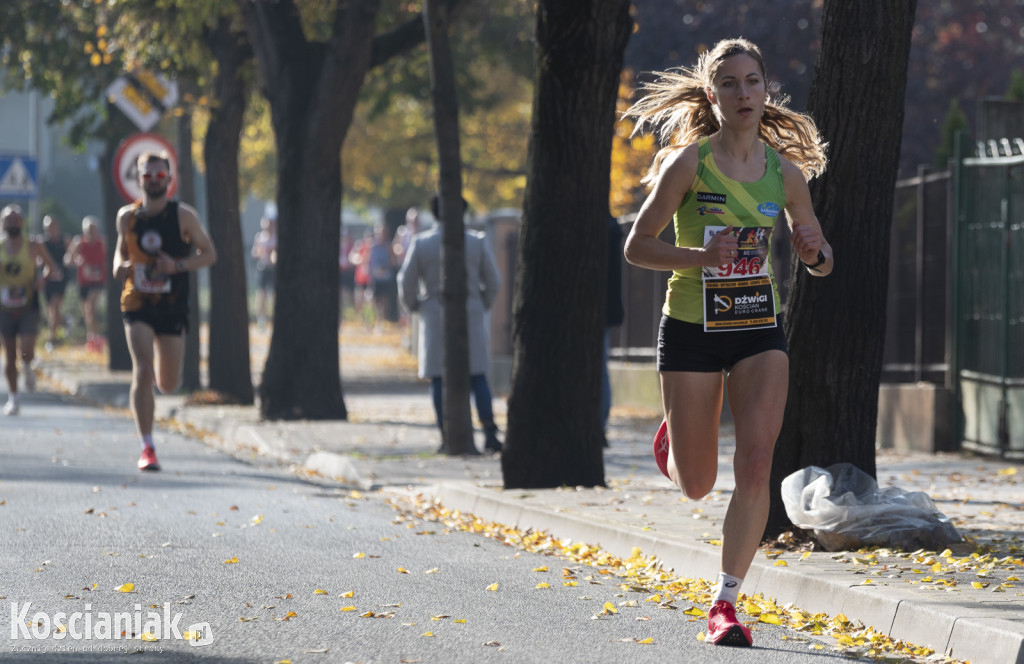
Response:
[5,453,317,492]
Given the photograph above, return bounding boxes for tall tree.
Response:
[424,0,475,454]
[202,18,255,404]
[765,0,918,536]
[501,0,632,488]
[240,0,460,420]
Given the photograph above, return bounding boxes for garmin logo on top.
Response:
[696,192,727,204]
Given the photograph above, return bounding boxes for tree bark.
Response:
[501,0,631,488]
[176,78,201,392]
[204,19,255,405]
[765,0,918,537]
[100,110,135,372]
[424,0,476,455]
[100,143,131,372]
[242,0,382,419]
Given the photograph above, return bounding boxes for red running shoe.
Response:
[138,447,161,471]
[707,600,753,647]
[653,420,670,479]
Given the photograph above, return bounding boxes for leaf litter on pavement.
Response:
[385,492,973,663]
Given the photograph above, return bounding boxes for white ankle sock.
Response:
[141,434,155,451]
[712,572,743,606]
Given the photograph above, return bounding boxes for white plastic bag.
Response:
[781,463,962,551]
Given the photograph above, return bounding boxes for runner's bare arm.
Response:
[31,241,62,280]
[624,145,736,270]
[173,203,217,273]
[113,207,133,280]
[63,236,81,267]
[782,157,833,276]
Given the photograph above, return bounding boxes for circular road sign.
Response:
[112,133,178,203]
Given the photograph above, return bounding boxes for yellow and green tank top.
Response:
[664,136,786,324]
[0,237,37,311]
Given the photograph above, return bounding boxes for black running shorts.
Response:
[123,308,188,336]
[657,314,788,373]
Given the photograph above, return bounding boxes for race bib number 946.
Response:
[702,226,776,331]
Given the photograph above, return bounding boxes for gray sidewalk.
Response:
[33,339,1024,664]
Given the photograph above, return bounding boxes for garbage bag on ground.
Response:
[781,463,962,551]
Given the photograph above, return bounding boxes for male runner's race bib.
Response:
[0,286,28,309]
[701,226,776,332]
[134,263,171,294]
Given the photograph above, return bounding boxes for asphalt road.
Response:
[0,387,860,663]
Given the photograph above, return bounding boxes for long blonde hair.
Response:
[627,38,827,185]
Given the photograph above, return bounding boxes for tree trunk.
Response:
[501,0,631,488]
[424,0,475,455]
[242,0,380,420]
[176,78,201,392]
[765,0,918,537]
[204,20,255,405]
[100,114,131,372]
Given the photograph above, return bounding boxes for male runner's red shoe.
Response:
[138,447,161,471]
[707,600,753,647]
[653,420,670,479]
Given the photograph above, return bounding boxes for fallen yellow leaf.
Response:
[758,613,781,625]
[224,557,239,564]
[353,552,366,559]
[602,602,618,615]
[637,637,653,644]
[139,632,158,642]
[533,566,549,572]
[341,590,354,598]
[397,568,410,574]
[774,560,788,567]
[340,606,357,612]
[486,583,499,591]
[421,632,434,637]
[314,589,328,595]
[536,582,551,589]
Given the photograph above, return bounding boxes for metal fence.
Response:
[953,136,1024,457]
[882,168,953,385]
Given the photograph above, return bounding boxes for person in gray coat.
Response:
[397,195,503,452]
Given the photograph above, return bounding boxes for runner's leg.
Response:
[660,370,724,499]
[720,349,788,579]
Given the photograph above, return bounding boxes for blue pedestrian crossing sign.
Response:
[0,155,38,199]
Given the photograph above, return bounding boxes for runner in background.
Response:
[64,215,108,352]
[39,215,70,351]
[1,205,63,415]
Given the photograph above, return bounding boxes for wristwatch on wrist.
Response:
[176,260,186,273]
[802,249,826,271]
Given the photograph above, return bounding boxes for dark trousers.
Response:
[430,374,495,428]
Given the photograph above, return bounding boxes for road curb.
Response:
[429,480,1024,664]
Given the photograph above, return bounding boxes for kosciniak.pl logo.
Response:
[10,602,214,647]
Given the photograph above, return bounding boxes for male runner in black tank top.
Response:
[113,151,217,471]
